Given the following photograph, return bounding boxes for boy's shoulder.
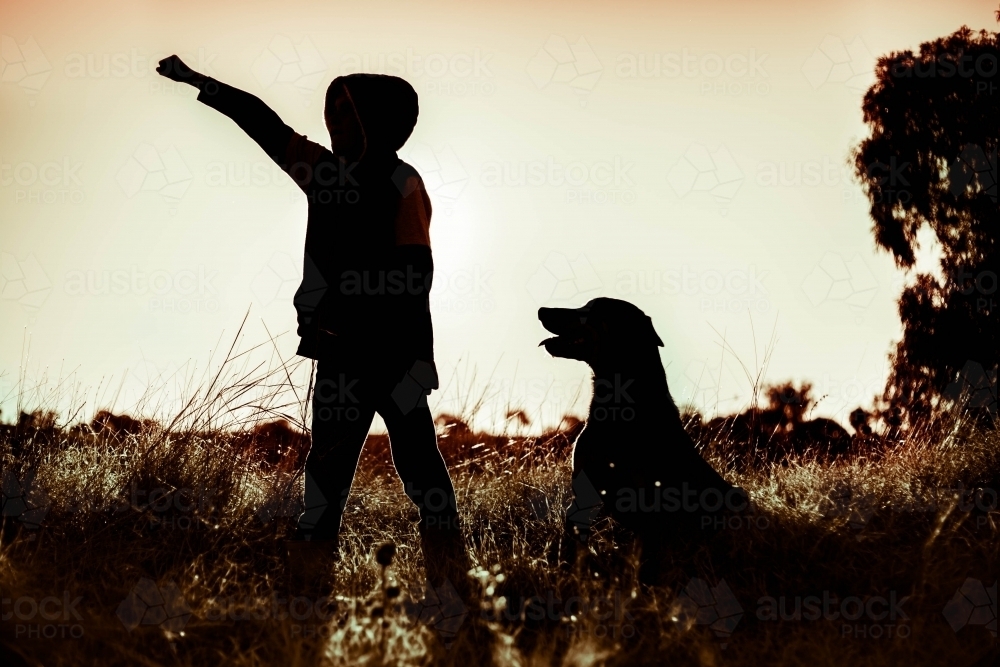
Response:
[392,159,432,247]
[285,132,333,170]
[391,159,427,198]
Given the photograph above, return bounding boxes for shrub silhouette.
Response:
[231,419,309,469]
[699,382,853,468]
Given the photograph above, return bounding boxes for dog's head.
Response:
[538,298,663,363]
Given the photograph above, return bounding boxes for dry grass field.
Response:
[1,348,997,666]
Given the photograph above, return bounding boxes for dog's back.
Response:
[573,347,735,538]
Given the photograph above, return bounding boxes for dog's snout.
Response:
[538,307,564,334]
[538,306,587,335]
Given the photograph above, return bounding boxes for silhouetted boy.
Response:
[157,55,468,600]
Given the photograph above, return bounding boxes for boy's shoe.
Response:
[284,539,339,609]
[417,513,474,602]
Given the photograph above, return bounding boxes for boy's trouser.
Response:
[296,352,462,544]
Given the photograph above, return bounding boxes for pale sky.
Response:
[1,0,995,431]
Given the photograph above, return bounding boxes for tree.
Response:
[852,26,998,426]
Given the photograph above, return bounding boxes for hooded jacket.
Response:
[195,74,435,364]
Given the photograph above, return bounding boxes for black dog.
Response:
[539,298,741,580]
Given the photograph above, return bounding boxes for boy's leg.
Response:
[296,359,376,542]
[286,360,374,600]
[380,405,460,526]
[374,374,471,593]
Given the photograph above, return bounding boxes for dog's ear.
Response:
[645,316,664,347]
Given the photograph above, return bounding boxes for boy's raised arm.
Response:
[157,54,294,167]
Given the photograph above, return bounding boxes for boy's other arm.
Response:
[157,54,294,166]
[390,169,436,367]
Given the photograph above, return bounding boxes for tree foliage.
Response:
[853,26,998,425]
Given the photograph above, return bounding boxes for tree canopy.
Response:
[852,26,998,425]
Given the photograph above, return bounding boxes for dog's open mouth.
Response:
[539,334,587,360]
[538,335,586,347]
[538,306,596,359]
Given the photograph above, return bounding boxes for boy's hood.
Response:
[331,73,419,159]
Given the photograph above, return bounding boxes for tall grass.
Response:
[1,331,997,666]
